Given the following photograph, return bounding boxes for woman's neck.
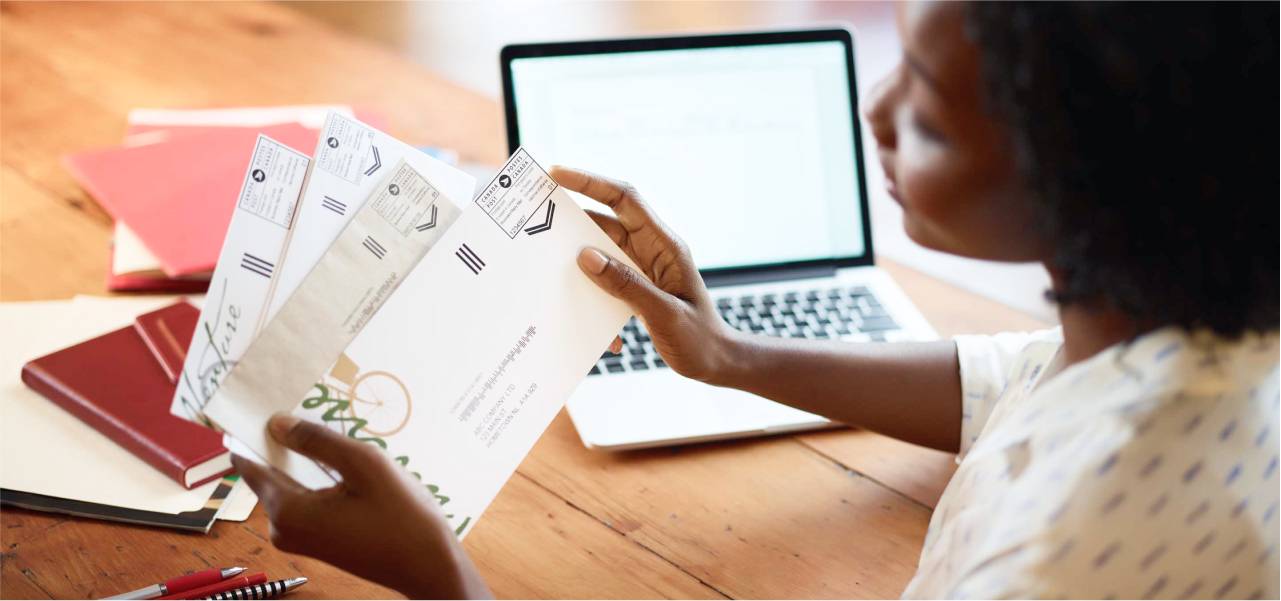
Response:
[1048,268,1141,366]
[1057,303,1138,366]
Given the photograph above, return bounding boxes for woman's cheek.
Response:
[895,136,962,250]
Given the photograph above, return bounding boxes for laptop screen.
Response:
[505,34,869,273]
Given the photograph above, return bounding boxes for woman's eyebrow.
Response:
[905,53,945,96]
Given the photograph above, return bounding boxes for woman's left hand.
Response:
[231,414,491,600]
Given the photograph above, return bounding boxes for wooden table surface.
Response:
[0,3,1048,598]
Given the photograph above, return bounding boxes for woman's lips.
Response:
[884,176,902,204]
[876,153,901,204]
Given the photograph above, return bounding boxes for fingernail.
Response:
[268,414,300,441]
[578,247,608,275]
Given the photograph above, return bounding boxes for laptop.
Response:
[501,28,937,450]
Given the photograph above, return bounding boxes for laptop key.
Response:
[654,357,667,368]
[589,364,601,376]
[859,316,900,332]
[630,360,649,370]
[605,362,626,373]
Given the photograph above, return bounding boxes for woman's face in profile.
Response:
[863,1,1045,264]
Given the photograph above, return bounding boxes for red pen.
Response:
[156,573,268,600]
[105,567,247,600]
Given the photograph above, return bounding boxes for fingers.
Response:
[231,453,304,514]
[550,166,630,208]
[550,166,656,234]
[585,209,627,248]
[578,247,673,321]
[267,414,385,487]
[609,336,623,354]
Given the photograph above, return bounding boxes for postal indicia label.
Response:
[475,148,557,238]
[237,137,309,229]
[370,162,442,237]
[316,112,375,185]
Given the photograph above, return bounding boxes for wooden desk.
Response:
[0,3,1048,598]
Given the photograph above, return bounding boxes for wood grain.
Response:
[0,2,1049,598]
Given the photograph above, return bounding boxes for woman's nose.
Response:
[862,64,900,149]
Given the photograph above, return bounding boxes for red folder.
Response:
[21,301,229,489]
[66,123,318,277]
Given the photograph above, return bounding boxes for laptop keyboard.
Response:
[589,285,903,376]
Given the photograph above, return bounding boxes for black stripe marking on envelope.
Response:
[241,253,273,278]
[456,243,483,274]
[322,195,347,216]
[363,236,386,260]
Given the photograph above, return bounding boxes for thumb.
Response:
[577,247,672,320]
[268,414,383,487]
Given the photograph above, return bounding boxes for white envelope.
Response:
[287,150,638,537]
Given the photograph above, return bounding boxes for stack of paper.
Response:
[177,112,639,538]
[0,296,256,533]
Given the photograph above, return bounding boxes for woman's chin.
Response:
[901,215,951,254]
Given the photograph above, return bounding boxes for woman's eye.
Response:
[912,112,946,143]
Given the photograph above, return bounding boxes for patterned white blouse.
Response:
[902,326,1280,599]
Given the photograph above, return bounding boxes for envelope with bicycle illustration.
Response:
[205,137,640,538]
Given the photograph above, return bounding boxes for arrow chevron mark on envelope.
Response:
[524,199,556,235]
[363,145,382,177]
[415,205,439,232]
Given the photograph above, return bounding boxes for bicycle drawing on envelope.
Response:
[303,353,413,438]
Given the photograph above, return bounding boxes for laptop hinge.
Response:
[702,264,838,288]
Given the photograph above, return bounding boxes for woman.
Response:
[232,2,1278,598]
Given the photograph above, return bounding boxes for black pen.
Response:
[200,577,307,600]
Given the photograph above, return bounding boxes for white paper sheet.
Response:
[127,105,353,131]
[0,298,224,514]
[112,222,164,276]
[215,478,257,522]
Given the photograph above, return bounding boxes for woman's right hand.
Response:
[551,166,740,385]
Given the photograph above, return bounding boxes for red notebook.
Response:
[21,301,229,489]
[65,123,318,277]
[135,301,201,383]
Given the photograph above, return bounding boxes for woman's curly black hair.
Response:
[966,2,1278,338]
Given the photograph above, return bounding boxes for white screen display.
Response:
[510,40,866,270]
